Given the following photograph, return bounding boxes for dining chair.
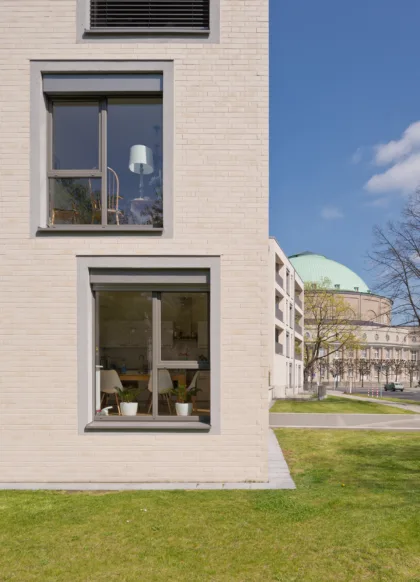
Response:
[147,370,174,414]
[91,167,123,225]
[100,370,124,415]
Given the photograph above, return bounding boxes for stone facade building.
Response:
[290,252,420,388]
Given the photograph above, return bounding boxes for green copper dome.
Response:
[289,252,370,294]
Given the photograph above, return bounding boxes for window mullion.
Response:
[100,99,107,226]
[152,292,161,419]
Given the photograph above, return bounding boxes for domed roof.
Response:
[289,252,370,294]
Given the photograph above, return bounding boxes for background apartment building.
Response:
[0,1,269,486]
[269,238,304,400]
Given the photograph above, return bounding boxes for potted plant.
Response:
[172,384,193,416]
[172,383,202,416]
[117,388,138,416]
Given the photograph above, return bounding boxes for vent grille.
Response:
[90,0,210,30]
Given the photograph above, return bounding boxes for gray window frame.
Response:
[77,256,221,434]
[30,60,174,238]
[76,0,220,44]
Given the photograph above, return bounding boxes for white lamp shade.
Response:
[129,145,154,175]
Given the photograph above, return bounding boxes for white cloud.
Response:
[363,121,420,195]
[320,206,344,220]
[374,121,420,166]
[365,152,420,194]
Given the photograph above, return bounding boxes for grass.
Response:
[270,395,413,414]
[1,431,420,581]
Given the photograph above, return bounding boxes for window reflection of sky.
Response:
[52,98,163,226]
[108,99,163,224]
[53,103,99,169]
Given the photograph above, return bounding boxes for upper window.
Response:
[29,63,175,235]
[49,96,163,229]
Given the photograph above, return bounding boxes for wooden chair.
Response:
[91,167,123,224]
[51,206,79,225]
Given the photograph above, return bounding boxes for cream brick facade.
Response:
[0,2,269,484]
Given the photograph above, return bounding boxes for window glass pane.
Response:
[157,369,210,417]
[49,178,101,225]
[107,98,163,227]
[97,291,153,417]
[161,293,209,361]
[52,103,99,170]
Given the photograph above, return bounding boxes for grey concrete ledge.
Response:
[0,430,295,491]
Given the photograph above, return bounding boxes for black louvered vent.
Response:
[90,0,210,30]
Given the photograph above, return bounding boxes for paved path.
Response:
[328,390,420,413]
[270,412,420,430]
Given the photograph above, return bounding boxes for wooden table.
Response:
[119,373,187,385]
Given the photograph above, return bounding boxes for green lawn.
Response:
[1,430,420,581]
[270,395,412,414]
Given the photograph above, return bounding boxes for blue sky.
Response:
[269,0,420,290]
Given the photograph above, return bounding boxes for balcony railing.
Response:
[295,323,302,335]
[275,307,283,322]
[295,296,302,309]
[275,343,283,355]
[295,352,302,361]
[276,273,284,288]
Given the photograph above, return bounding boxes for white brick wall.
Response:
[0,1,269,483]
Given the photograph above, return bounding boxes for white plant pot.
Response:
[175,402,193,416]
[120,402,138,416]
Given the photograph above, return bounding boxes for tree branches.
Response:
[369,192,420,326]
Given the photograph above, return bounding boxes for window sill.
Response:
[37,226,163,236]
[85,420,211,432]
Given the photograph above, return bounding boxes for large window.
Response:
[48,96,163,229]
[92,271,210,424]
[77,257,220,433]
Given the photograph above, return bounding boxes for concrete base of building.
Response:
[0,431,296,491]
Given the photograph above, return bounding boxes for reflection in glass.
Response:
[97,291,153,416]
[49,178,101,225]
[107,98,163,227]
[157,369,211,417]
[161,293,209,361]
[52,103,99,170]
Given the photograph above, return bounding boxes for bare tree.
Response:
[356,358,371,387]
[372,359,385,385]
[405,360,419,388]
[329,358,345,389]
[369,192,420,326]
[393,359,405,381]
[382,359,394,383]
